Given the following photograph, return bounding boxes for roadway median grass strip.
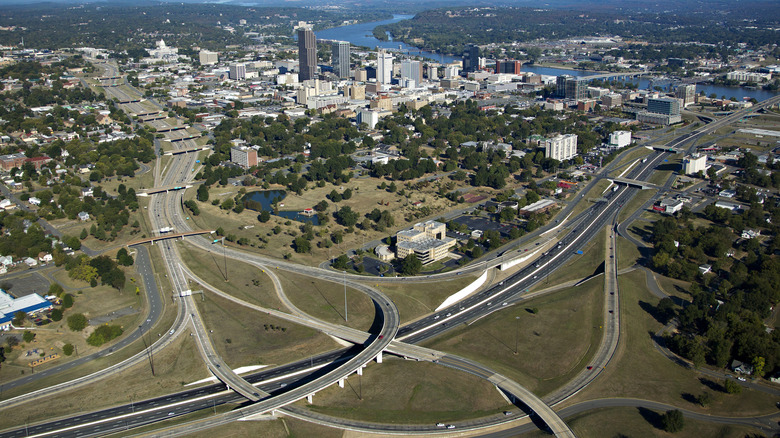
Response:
[303,358,510,424]
[374,274,477,323]
[276,270,375,332]
[176,415,343,438]
[565,269,777,417]
[0,334,209,431]
[178,242,283,309]
[617,188,655,223]
[567,179,612,219]
[423,277,604,397]
[195,290,341,368]
[615,235,642,270]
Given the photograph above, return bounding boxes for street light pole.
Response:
[343,270,348,323]
[514,316,520,355]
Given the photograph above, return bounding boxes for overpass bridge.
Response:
[164,146,210,156]
[137,184,192,196]
[127,230,214,246]
[578,71,645,82]
[168,135,201,143]
[118,99,141,104]
[608,177,659,190]
[156,126,187,133]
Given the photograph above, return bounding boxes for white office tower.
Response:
[358,109,380,129]
[229,63,246,80]
[332,41,350,78]
[401,60,422,86]
[427,65,438,80]
[542,134,578,161]
[444,65,459,79]
[377,49,394,89]
[608,131,632,148]
[199,50,218,65]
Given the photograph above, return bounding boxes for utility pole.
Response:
[514,316,520,355]
[343,270,348,323]
[222,237,228,282]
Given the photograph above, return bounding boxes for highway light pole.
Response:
[514,316,520,355]
[343,270,348,323]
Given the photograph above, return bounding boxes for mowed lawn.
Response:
[304,358,510,424]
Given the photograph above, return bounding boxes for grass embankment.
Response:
[0,334,208,431]
[178,242,282,309]
[522,406,762,438]
[375,274,477,323]
[567,269,777,417]
[304,358,510,424]
[425,277,604,396]
[196,290,340,368]
[276,270,374,332]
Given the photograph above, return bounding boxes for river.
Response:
[317,16,778,101]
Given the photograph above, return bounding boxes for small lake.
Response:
[243,190,319,225]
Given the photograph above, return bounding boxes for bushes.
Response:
[87,325,123,346]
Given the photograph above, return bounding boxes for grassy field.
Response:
[182,416,344,438]
[567,179,612,219]
[195,290,341,368]
[617,189,656,223]
[615,235,642,271]
[530,229,606,289]
[178,242,282,309]
[566,269,777,417]
[374,274,478,323]
[522,406,764,438]
[304,357,511,424]
[0,333,209,430]
[607,148,654,178]
[425,277,604,396]
[276,270,375,332]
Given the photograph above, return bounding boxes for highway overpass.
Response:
[127,230,213,246]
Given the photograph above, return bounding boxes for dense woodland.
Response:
[376,7,780,57]
[0,4,387,52]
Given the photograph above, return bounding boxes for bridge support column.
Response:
[338,378,344,388]
[376,351,383,364]
[306,394,313,404]
[357,366,363,376]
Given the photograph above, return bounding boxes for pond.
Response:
[243,190,320,225]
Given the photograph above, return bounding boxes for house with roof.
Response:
[78,211,90,222]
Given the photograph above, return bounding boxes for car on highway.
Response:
[436,423,445,427]
[587,366,593,370]
[737,377,746,382]
[504,411,513,416]
[447,425,455,429]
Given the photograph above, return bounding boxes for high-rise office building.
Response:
[556,75,586,101]
[297,27,317,81]
[647,97,681,116]
[199,50,218,65]
[496,60,522,75]
[332,41,350,78]
[542,134,578,161]
[377,49,393,87]
[228,63,246,80]
[462,44,480,73]
[400,60,422,86]
[675,84,696,107]
[426,65,438,80]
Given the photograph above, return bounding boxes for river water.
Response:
[317,15,778,101]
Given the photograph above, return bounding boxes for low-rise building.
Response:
[0,289,52,330]
[395,220,456,264]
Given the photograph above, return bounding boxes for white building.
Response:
[683,154,707,175]
[357,109,380,130]
[229,64,246,81]
[608,131,631,148]
[199,50,218,65]
[400,60,422,86]
[726,71,772,83]
[542,134,578,161]
[377,49,394,88]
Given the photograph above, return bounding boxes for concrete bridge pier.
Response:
[306,394,314,404]
[357,366,363,376]
[338,378,344,388]
[376,351,383,364]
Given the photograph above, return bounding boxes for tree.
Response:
[332,254,350,270]
[293,237,311,253]
[12,311,26,326]
[752,356,765,378]
[400,253,422,276]
[661,409,684,432]
[48,283,64,297]
[724,378,742,394]
[62,343,74,356]
[258,210,271,223]
[335,206,359,227]
[116,248,134,266]
[22,330,35,343]
[62,293,74,308]
[6,337,18,349]
[67,313,88,331]
[51,308,63,321]
[79,228,88,240]
[197,184,209,202]
[696,391,711,407]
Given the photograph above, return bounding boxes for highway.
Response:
[1,62,777,437]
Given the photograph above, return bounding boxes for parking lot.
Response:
[1,272,50,298]
[451,215,516,238]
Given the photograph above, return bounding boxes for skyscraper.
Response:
[462,44,480,73]
[400,60,422,87]
[332,41,350,78]
[297,27,317,81]
[377,49,393,87]
[228,63,246,80]
[556,75,586,101]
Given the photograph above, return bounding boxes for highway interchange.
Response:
[0,64,778,437]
